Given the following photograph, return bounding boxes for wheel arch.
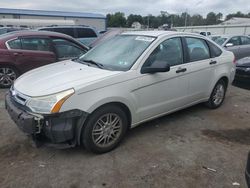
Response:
[219,76,229,89]
[76,100,133,145]
[0,62,21,75]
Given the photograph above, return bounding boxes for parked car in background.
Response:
[0,27,27,35]
[38,25,99,46]
[193,31,211,36]
[5,31,235,153]
[209,35,221,42]
[0,30,88,88]
[246,152,250,188]
[234,56,250,82]
[214,35,250,60]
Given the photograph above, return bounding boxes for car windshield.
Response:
[215,37,227,46]
[79,35,155,71]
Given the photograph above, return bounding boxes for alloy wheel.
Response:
[92,113,122,148]
[0,67,17,87]
[212,83,225,106]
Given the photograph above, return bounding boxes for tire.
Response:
[205,79,227,109]
[0,66,19,88]
[82,105,128,154]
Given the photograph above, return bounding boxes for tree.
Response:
[206,12,217,25]
[107,12,126,27]
[190,14,204,26]
[226,11,250,20]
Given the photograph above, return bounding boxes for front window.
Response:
[79,35,155,71]
[52,38,86,60]
[227,36,241,46]
[21,38,52,51]
[143,37,183,68]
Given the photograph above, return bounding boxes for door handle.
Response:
[209,60,217,65]
[13,52,23,56]
[176,68,187,73]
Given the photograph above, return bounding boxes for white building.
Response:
[0,8,106,31]
[131,22,142,29]
[221,17,250,25]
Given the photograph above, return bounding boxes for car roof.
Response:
[121,30,207,38]
[122,30,183,37]
[0,30,89,49]
[38,25,94,29]
[0,30,75,40]
[217,34,250,38]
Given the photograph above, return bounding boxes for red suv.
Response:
[0,31,88,88]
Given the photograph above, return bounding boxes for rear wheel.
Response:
[206,79,227,109]
[0,66,19,88]
[82,105,128,154]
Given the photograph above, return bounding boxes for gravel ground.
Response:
[0,83,249,188]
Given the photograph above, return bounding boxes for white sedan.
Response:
[6,31,235,153]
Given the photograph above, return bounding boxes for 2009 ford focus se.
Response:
[5,31,236,153]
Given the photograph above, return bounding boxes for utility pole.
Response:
[147,14,150,30]
[184,9,188,27]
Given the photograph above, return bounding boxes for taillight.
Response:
[233,56,236,64]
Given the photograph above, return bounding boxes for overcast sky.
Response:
[0,0,250,17]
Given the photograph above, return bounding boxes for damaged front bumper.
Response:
[5,92,88,148]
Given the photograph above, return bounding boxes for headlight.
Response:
[26,89,74,114]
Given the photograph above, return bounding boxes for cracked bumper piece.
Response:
[5,92,88,146]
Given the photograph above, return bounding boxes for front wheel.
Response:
[82,105,128,154]
[0,66,19,88]
[205,79,227,109]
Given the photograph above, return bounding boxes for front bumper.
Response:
[234,67,250,82]
[5,92,88,147]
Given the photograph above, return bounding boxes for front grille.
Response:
[10,87,30,106]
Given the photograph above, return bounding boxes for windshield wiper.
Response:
[82,59,104,69]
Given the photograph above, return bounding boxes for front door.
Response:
[133,37,189,121]
[225,36,241,60]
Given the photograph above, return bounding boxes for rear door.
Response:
[183,37,214,102]
[7,37,57,73]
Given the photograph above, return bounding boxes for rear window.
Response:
[186,37,210,62]
[53,28,75,38]
[208,41,222,57]
[8,39,21,49]
[76,28,97,38]
[39,28,55,32]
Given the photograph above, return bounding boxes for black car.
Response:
[246,152,250,188]
[235,57,250,82]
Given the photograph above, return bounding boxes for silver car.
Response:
[214,35,250,60]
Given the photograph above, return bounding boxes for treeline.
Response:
[107,11,250,28]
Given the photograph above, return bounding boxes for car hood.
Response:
[236,57,250,67]
[14,60,122,97]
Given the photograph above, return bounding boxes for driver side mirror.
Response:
[141,62,170,74]
[225,43,234,47]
